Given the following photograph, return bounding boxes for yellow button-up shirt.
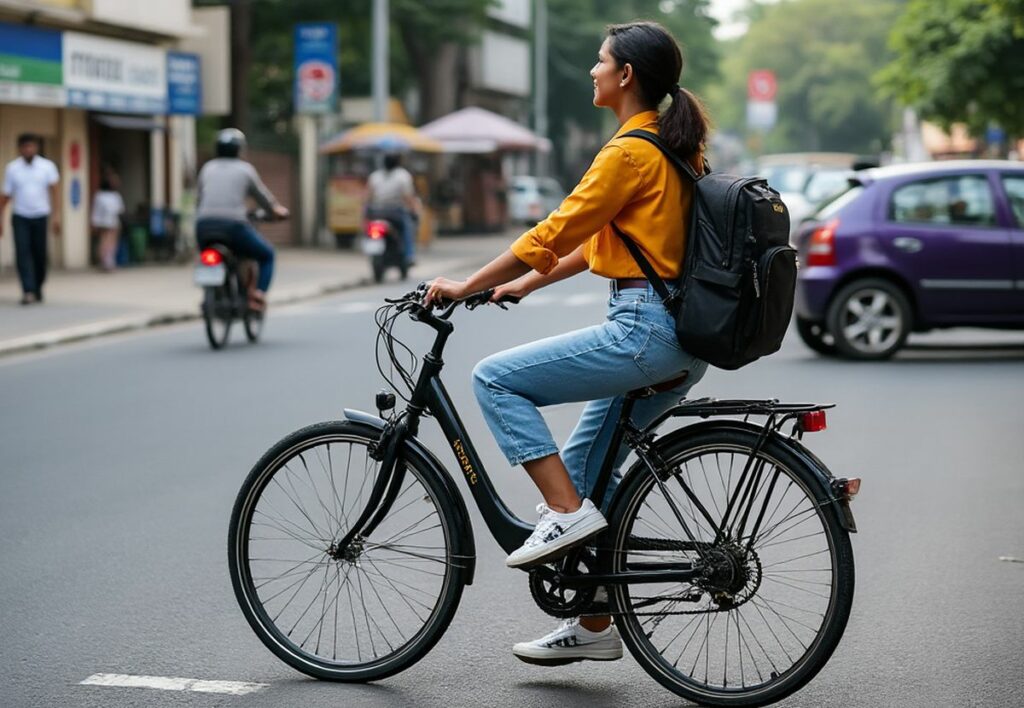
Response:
[511,110,696,279]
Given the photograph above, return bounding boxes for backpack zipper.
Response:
[751,260,761,298]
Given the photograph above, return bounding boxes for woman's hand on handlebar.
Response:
[423,277,469,307]
[492,277,532,304]
[272,204,290,220]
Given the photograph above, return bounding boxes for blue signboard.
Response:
[167,52,201,115]
[0,21,64,106]
[294,23,338,114]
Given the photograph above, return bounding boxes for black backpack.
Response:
[612,130,797,370]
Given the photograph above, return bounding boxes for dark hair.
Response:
[383,153,401,171]
[215,141,240,158]
[606,21,710,160]
[100,179,114,191]
[17,133,41,147]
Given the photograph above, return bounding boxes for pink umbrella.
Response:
[419,107,551,153]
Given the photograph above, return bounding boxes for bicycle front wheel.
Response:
[609,427,854,707]
[228,420,467,681]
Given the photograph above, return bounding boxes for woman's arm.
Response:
[424,249,532,305]
[494,244,588,300]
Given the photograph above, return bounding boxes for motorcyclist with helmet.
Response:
[195,129,289,311]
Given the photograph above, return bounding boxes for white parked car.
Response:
[509,176,566,224]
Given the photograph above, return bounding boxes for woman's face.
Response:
[590,38,625,108]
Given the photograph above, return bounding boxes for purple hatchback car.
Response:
[793,160,1024,359]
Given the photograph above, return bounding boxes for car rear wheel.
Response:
[796,317,838,356]
[826,278,911,360]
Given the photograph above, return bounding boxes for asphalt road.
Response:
[1,270,1022,707]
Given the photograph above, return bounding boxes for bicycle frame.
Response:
[334,300,841,589]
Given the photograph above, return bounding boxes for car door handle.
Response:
[893,237,923,253]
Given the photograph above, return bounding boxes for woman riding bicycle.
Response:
[425,21,711,663]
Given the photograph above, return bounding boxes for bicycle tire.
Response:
[203,284,232,350]
[243,309,263,343]
[608,427,854,707]
[228,420,467,681]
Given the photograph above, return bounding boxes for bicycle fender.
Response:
[623,419,856,534]
[342,408,478,583]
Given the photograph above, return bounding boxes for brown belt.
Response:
[613,278,649,290]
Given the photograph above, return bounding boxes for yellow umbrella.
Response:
[319,122,443,154]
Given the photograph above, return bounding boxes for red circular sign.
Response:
[748,70,778,101]
[70,142,81,170]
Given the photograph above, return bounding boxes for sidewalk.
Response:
[0,233,510,356]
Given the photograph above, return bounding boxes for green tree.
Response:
[704,0,904,155]
[877,0,1024,141]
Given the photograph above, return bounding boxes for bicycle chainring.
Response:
[528,548,598,619]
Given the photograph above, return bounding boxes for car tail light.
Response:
[807,219,839,267]
[800,410,827,432]
[199,248,223,266]
[367,220,388,239]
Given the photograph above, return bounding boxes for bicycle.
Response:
[227,285,860,707]
[194,210,282,350]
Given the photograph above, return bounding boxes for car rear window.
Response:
[889,175,996,226]
[812,184,863,220]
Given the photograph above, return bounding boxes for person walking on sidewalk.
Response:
[424,21,711,665]
[91,179,125,272]
[0,133,61,305]
[196,128,288,312]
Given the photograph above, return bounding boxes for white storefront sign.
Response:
[63,32,167,114]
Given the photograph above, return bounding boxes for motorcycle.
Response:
[193,209,284,350]
[362,211,409,284]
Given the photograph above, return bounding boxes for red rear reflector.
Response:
[200,249,223,266]
[807,218,839,267]
[800,410,827,432]
[367,221,388,239]
[844,478,861,497]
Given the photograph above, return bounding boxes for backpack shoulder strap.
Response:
[618,129,703,182]
[610,221,678,310]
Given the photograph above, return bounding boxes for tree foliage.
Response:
[877,0,1024,138]
[704,0,904,154]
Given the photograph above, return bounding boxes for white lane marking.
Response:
[336,302,379,314]
[999,556,1024,563]
[80,673,269,695]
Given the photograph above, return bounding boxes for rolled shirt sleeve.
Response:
[510,144,644,274]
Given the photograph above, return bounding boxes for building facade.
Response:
[0,0,225,270]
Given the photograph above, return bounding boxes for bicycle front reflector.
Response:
[200,248,223,266]
[800,410,827,432]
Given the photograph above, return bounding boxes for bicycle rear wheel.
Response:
[609,427,854,707]
[228,420,467,681]
[203,284,232,349]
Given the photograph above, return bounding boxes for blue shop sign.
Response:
[167,52,201,115]
[294,23,338,114]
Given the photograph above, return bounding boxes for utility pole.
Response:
[533,0,548,177]
[372,0,389,123]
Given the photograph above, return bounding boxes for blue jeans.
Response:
[196,218,275,292]
[472,283,709,508]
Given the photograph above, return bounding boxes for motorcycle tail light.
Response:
[367,221,388,239]
[800,410,827,432]
[807,219,839,267]
[199,248,223,266]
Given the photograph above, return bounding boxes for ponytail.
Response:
[660,85,710,163]
[606,22,711,163]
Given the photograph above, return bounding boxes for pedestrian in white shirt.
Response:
[0,134,61,305]
[91,179,124,271]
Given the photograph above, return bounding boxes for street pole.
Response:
[533,0,548,177]
[372,0,389,123]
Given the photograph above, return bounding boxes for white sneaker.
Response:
[512,618,623,666]
[506,499,608,568]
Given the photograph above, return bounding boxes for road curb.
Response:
[0,254,490,358]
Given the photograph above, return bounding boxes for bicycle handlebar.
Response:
[387,283,520,319]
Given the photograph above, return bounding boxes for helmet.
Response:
[215,128,246,157]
